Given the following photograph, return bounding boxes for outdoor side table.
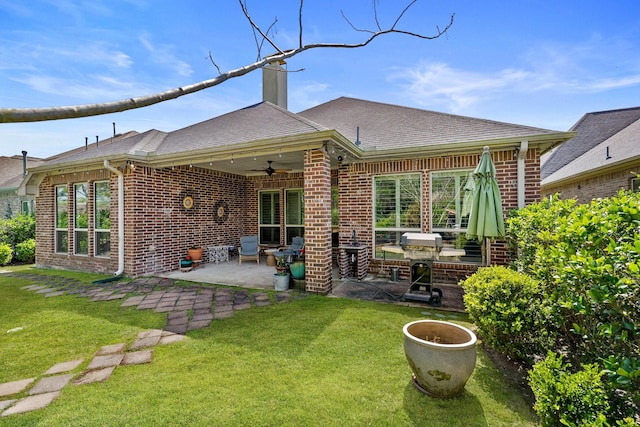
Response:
[265,249,278,266]
[208,245,229,263]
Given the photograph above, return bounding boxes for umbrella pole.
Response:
[485,237,491,265]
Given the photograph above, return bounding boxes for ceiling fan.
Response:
[249,160,291,176]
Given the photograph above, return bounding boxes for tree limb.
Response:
[0,1,454,123]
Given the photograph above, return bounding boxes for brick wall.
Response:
[542,163,640,203]
[336,148,539,283]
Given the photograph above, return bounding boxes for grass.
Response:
[0,266,539,426]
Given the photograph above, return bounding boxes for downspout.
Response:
[103,160,124,276]
[517,140,529,208]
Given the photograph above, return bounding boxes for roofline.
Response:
[541,154,640,189]
[360,132,573,160]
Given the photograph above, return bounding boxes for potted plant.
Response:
[289,251,305,280]
[187,246,203,262]
[180,255,193,272]
[273,256,290,291]
[402,319,477,398]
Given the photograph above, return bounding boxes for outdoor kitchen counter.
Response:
[338,245,369,280]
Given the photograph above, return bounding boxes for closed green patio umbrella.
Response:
[466,146,505,264]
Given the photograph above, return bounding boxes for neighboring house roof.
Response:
[0,155,44,190]
[541,106,640,181]
[542,112,640,187]
[299,97,564,153]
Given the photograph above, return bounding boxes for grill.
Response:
[399,233,444,305]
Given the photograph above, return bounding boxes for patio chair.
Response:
[280,236,304,259]
[239,235,259,264]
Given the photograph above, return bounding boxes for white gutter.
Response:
[517,140,529,208]
[103,160,124,276]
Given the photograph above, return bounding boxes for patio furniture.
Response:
[208,245,229,263]
[280,236,304,258]
[239,235,259,264]
[265,248,278,266]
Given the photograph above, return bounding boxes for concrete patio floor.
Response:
[159,258,465,311]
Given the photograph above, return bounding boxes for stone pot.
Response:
[289,261,305,279]
[273,273,290,291]
[187,247,203,261]
[403,319,477,398]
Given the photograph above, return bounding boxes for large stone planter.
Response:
[403,319,477,398]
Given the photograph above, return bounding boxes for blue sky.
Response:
[1,0,639,158]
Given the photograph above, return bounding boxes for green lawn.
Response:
[0,267,538,426]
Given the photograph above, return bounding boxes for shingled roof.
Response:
[541,106,640,180]
[298,97,562,150]
[0,155,43,190]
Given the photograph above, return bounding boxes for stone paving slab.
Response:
[137,329,163,339]
[187,320,211,330]
[29,374,74,395]
[164,324,188,334]
[122,349,153,365]
[96,343,126,355]
[74,366,115,385]
[2,391,60,416]
[44,291,65,298]
[35,288,56,294]
[130,335,160,350]
[121,295,146,307]
[0,399,16,412]
[87,354,124,370]
[191,312,213,322]
[106,293,127,301]
[0,378,35,398]
[44,359,85,375]
[159,333,187,345]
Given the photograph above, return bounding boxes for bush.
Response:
[15,238,35,263]
[507,190,640,419]
[0,213,35,249]
[0,243,12,266]
[460,266,554,363]
[528,352,609,427]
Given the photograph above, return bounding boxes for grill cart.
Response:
[399,232,444,305]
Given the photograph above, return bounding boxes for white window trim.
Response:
[94,181,110,258]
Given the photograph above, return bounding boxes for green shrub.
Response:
[15,238,36,263]
[528,352,609,427]
[460,266,554,362]
[0,213,35,249]
[0,243,12,266]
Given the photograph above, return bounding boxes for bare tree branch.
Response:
[0,1,454,123]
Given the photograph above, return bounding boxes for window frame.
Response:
[430,169,482,264]
[94,180,111,257]
[55,185,69,254]
[258,190,280,245]
[74,182,89,256]
[284,188,304,244]
[373,173,422,259]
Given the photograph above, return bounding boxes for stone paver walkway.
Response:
[1,329,185,417]
[0,272,305,417]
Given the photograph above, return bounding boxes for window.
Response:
[22,200,30,215]
[373,174,421,258]
[285,189,304,244]
[431,169,482,263]
[94,181,110,257]
[74,183,88,255]
[631,177,639,192]
[55,185,68,253]
[259,191,280,245]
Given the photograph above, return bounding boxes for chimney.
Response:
[21,150,27,176]
[262,60,287,109]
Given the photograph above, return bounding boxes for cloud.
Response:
[290,81,330,110]
[138,33,193,78]
[389,62,532,112]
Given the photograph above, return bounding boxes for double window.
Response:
[373,174,421,258]
[258,189,305,245]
